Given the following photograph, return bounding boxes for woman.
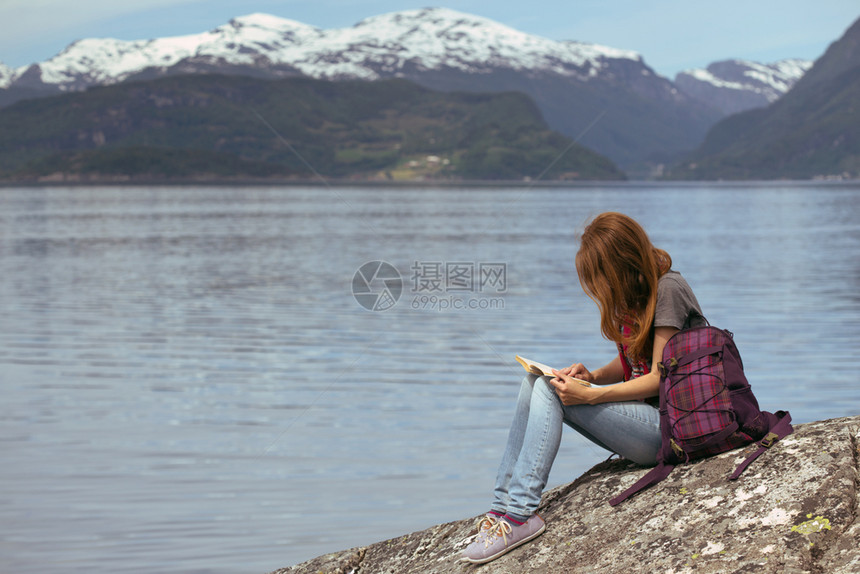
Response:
[462,212,706,564]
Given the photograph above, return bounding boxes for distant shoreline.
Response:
[1,177,858,189]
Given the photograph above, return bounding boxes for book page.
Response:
[515,355,592,386]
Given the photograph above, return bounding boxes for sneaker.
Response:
[461,514,546,564]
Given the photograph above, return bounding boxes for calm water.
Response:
[1,183,858,573]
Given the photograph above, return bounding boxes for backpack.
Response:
[609,325,793,506]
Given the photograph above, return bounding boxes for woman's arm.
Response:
[550,326,679,405]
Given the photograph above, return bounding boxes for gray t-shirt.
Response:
[655,270,707,330]
[618,270,706,383]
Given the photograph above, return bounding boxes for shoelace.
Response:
[465,514,500,543]
[482,519,513,548]
[475,514,499,531]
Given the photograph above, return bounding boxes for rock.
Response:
[271,416,860,574]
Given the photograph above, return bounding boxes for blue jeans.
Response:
[491,374,661,518]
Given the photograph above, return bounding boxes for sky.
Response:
[0,0,858,78]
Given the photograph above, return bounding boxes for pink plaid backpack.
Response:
[610,325,793,506]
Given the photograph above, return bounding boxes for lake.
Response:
[1,182,858,573]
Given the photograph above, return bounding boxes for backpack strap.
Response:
[728,411,793,480]
[609,462,675,506]
[694,420,740,450]
[611,412,792,506]
[670,344,723,369]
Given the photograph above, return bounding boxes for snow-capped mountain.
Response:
[6,8,642,90]
[9,13,320,90]
[1,7,761,170]
[281,8,642,79]
[674,59,812,115]
[0,61,13,88]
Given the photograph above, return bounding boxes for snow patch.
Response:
[0,61,14,88]
[677,58,812,102]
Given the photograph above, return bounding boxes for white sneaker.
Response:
[461,514,546,564]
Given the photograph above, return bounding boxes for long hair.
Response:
[575,212,672,362]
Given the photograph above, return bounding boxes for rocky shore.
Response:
[272,415,859,573]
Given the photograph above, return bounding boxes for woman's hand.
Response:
[557,363,595,383]
[549,369,598,406]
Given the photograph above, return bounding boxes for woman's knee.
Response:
[522,373,541,386]
[532,376,561,405]
[512,374,538,410]
[513,374,561,415]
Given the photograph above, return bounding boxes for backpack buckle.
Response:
[658,357,678,377]
[670,438,685,458]
[760,432,779,448]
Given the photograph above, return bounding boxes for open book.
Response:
[515,355,593,387]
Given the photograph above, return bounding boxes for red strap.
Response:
[609,462,675,506]
[618,346,633,381]
[729,411,793,480]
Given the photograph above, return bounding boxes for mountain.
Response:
[665,17,860,180]
[788,16,860,94]
[0,8,719,172]
[0,74,625,182]
[675,58,812,115]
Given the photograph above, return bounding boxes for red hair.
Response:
[575,212,671,361]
